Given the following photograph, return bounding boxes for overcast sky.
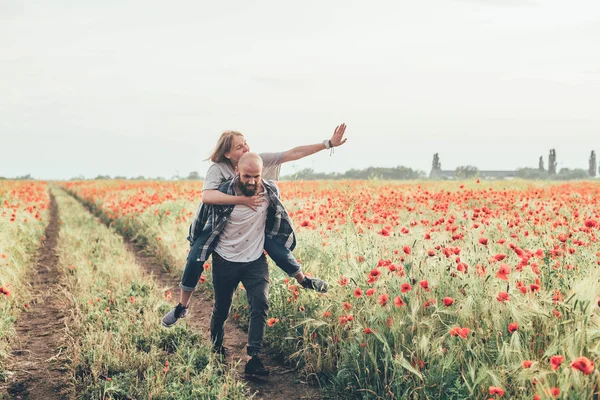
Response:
[1,0,599,180]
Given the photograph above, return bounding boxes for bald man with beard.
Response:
[169,153,301,376]
[209,153,272,375]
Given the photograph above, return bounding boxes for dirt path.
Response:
[127,243,324,400]
[4,192,72,399]
[72,193,325,400]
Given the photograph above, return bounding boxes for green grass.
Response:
[53,187,247,399]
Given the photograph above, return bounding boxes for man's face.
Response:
[237,162,262,196]
[225,135,250,164]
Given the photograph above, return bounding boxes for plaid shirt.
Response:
[187,177,296,262]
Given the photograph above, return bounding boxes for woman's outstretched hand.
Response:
[330,123,348,147]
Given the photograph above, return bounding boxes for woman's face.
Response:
[225,135,250,165]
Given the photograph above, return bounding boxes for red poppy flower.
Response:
[378,293,389,306]
[519,286,527,294]
[369,269,381,278]
[401,283,412,293]
[530,284,540,292]
[585,219,598,228]
[478,237,488,246]
[508,322,518,334]
[496,292,510,302]
[354,288,363,298]
[570,356,594,375]
[366,288,376,296]
[367,269,381,284]
[552,290,564,304]
[550,355,564,370]
[363,327,373,334]
[522,360,533,368]
[443,297,454,307]
[450,326,470,338]
[403,245,411,255]
[534,249,544,258]
[496,263,511,280]
[420,280,429,290]
[394,296,405,307]
[489,386,504,396]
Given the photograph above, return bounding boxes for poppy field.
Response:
[57,179,599,399]
[0,181,49,370]
[2,179,599,399]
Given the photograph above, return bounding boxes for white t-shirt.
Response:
[214,188,269,262]
[202,152,284,191]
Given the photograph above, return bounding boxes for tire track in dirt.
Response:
[3,191,72,399]
[69,191,325,400]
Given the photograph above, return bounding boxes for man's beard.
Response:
[239,181,258,196]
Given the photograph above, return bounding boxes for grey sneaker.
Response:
[300,276,329,293]
[161,303,188,327]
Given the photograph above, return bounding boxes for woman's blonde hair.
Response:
[207,131,244,164]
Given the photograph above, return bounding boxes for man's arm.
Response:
[281,123,347,163]
[202,189,264,211]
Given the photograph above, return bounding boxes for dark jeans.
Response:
[209,252,270,356]
[264,236,302,277]
[179,235,301,292]
[179,230,210,292]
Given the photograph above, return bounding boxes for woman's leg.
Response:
[263,236,328,293]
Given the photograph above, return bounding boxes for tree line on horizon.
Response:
[429,149,597,181]
[2,150,598,181]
